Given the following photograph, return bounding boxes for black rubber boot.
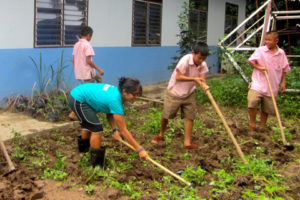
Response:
[90,147,106,168]
[78,136,90,153]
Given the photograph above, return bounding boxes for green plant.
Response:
[28,52,54,94]
[84,184,95,195]
[182,166,206,185]
[182,153,192,160]
[43,168,68,180]
[209,169,235,197]
[53,50,70,91]
[86,166,109,182]
[196,75,249,107]
[234,155,280,181]
[138,108,162,134]
[43,151,68,180]
[78,152,90,168]
[270,127,292,143]
[12,146,29,161]
[158,184,204,200]
[202,128,215,136]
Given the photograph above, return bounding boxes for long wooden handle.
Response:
[196,81,247,163]
[117,139,192,186]
[138,96,164,104]
[264,71,287,145]
[0,139,16,172]
[205,90,247,163]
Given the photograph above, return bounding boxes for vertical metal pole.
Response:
[260,0,272,46]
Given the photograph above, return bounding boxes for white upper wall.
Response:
[89,0,132,47]
[207,0,246,45]
[0,0,246,49]
[161,0,184,46]
[0,1,34,49]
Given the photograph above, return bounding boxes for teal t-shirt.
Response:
[70,83,124,115]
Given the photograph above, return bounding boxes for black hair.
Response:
[80,26,93,37]
[118,77,142,96]
[192,42,209,57]
[266,31,279,39]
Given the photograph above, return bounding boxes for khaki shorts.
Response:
[162,90,196,120]
[247,89,275,114]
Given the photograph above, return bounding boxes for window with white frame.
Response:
[224,3,238,44]
[189,0,208,43]
[34,0,88,47]
[132,0,162,46]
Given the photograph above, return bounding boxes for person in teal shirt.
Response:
[68,77,148,167]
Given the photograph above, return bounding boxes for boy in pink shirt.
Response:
[69,26,104,120]
[151,42,209,149]
[248,31,290,130]
[73,26,104,83]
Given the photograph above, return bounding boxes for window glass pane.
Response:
[148,3,161,44]
[225,3,238,44]
[189,0,208,42]
[190,0,208,11]
[36,0,62,46]
[133,1,147,44]
[35,0,88,47]
[64,0,88,45]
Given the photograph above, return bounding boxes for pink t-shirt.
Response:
[168,54,209,98]
[73,39,96,80]
[249,46,290,97]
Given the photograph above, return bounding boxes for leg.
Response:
[81,129,91,140]
[151,117,168,144]
[248,108,257,129]
[247,90,261,130]
[90,132,102,149]
[160,117,168,137]
[183,119,193,146]
[260,111,268,130]
[89,132,106,168]
[78,129,91,153]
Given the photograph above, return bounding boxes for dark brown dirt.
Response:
[0,103,299,200]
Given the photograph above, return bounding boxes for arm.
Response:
[176,69,209,92]
[280,72,287,93]
[175,68,204,82]
[86,56,104,75]
[248,60,266,71]
[72,56,75,68]
[112,114,148,159]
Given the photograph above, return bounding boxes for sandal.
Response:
[248,125,256,131]
[184,142,198,149]
[151,135,164,144]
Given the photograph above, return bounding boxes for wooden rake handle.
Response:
[197,81,247,163]
[0,139,16,172]
[138,96,164,104]
[263,71,287,145]
[117,138,192,187]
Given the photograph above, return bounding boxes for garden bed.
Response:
[0,102,299,200]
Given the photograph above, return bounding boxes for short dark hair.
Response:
[266,31,278,39]
[192,42,209,57]
[80,26,93,37]
[118,77,142,96]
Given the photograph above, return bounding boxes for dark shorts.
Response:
[68,95,103,133]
